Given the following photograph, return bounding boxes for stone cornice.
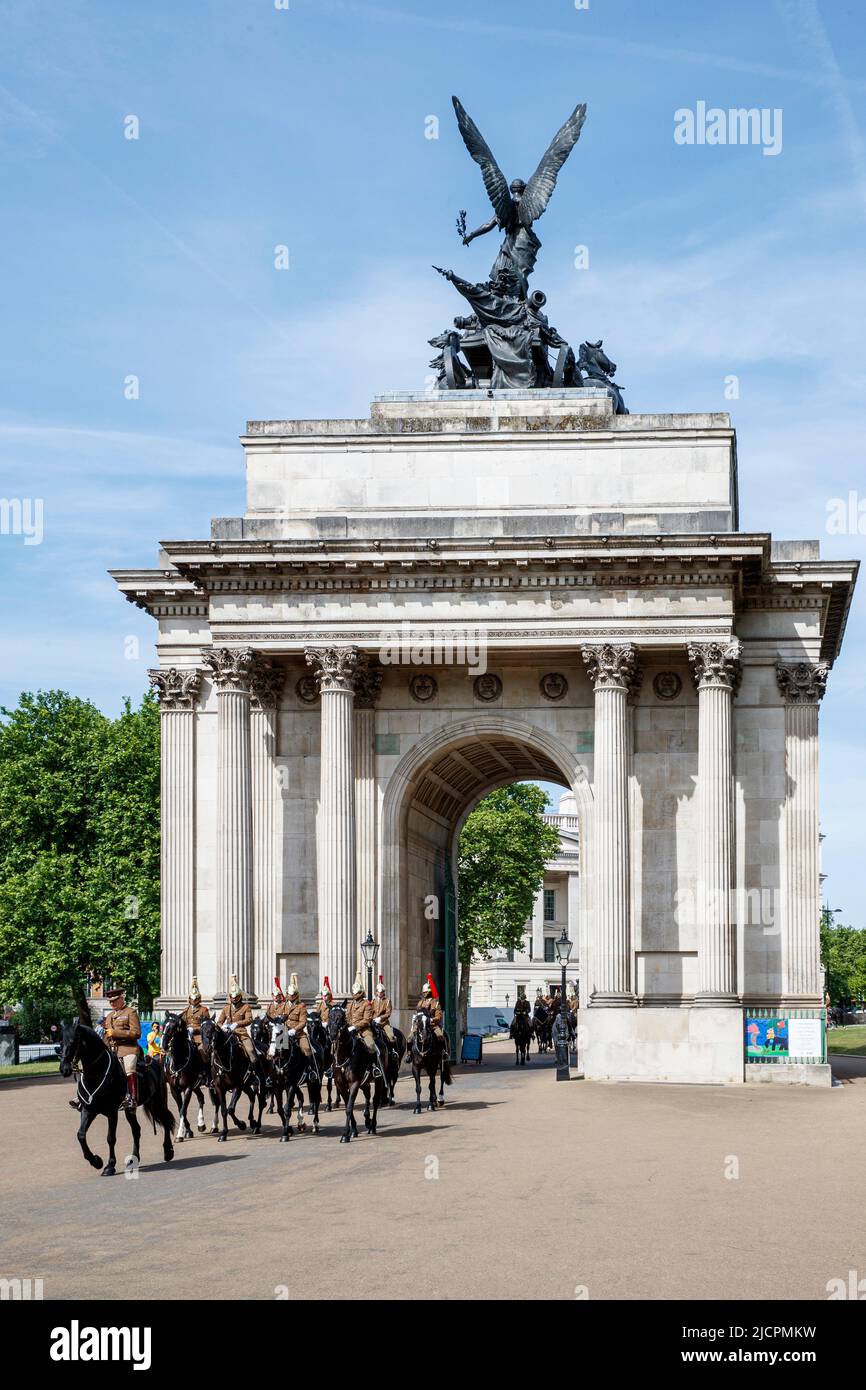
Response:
[688,640,743,694]
[776,661,829,705]
[148,667,202,710]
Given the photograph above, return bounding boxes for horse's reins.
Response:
[74,1042,115,1107]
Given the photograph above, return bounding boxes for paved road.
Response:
[2,1042,864,1301]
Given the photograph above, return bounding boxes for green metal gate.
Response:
[443,859,458,1057]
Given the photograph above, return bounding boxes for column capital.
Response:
[776,661,829,705]
[581,642,642,696]
[202,646,257,694]
[304,644,361,694]
[249,659,286,711]
[688,639,742,694]
[148,666,202,710]
[354,654,384,710]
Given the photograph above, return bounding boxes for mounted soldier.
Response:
[414,974,446,1045]
[284,973,315,1066]
[180,977,210,1070]
[345,973,378,1058]
[318,977,333,1027]
[266,979,289,1023]
[102,985,141,1109]
[216,975,264,1088]
[513,993,531,1020]
[372,975,396,1045]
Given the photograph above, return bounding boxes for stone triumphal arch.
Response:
[114,388,857,1085]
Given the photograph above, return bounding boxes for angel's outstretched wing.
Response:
[452,95,513,227]
[519,102,587,227]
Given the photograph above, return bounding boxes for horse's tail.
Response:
[441,1055,453,1086]
[142,1058,169,1135]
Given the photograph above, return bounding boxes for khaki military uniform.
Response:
[104,1006,141,1076]
[373,993,395,1043]
[345,996,376,1054]
[318,996,332,1026]
[514,997,531,1018]
[265,1000,289,1022]
[217,999,257,1066]
[285,999,312,1058]
[416,995,444,1041]
[181,1001,210,1068]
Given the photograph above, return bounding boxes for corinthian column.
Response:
[354,656,383,982]
[203,647,256,1000]
[250,661,286,1002]
[582,643,641,1005]
[148,667,202,1005]
[777,662,828,1003]
[305,645,361,995]
[688,640,741,1005]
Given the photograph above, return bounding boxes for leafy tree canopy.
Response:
[457,782,561,966]
[0,690,160,1017]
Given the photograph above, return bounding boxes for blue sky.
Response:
[0,0,864,922]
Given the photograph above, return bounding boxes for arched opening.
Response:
[379,716,593,1040]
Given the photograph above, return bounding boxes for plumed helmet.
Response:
[375,974,386,996]
[288,972,300,998]
[352,972,365,997]
[322,976,332,998]
[188,976,201,1003]
[228,974,242,1000]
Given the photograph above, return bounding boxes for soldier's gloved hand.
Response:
[288,1028,296,1036]
[348,1025,357,1033]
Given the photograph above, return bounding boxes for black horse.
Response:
[510,1011,532,1065]
[327,1003,387,1143]
[309,1013,339,1111]
[406,1011,452,1113]
[200,1017,264,1141]
[59,1019,175,1176]
[532,1001,552,1053]
[251,1017,323,1140]
[379,1024,407,1105]
[161,1012,211,1141]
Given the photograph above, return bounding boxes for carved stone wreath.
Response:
[652,671,682,701]
[295,675,320,704]
[540,672,568,701]
[409,673,438,703]
[474,673,503,702]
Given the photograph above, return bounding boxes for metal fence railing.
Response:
[743,1007,826,1065]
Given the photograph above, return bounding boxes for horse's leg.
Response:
[276,1083,290,1142]
[310,1078,321,1133]
[76,1106,103,1170]
[228,1084,247,1130]
[100,1108,117,1176]
[341,1078,358,1142]
[325,1070,333,1111]
[427,1064,437,1111]
[218,1085,229,1142]
[210,1081,222,1135]
[413,1062,422,1115]
[124,1109,142,1171]
[193,1086,207,1132]
[175,1083,190,1141]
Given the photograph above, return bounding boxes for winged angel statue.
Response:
[428,96,626,407]
[452,94,587,298]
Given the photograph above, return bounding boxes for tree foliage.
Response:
[821,908,866,1004]
[0,690,160,1017]
[457,783,561,965]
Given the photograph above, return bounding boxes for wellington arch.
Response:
[112,388,858,1087]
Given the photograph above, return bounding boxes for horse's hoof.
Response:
[89,1154,103,1169]
[326,1103,332,1112]
[413,1106,421,1115]
[101,1164,116,1177]
[340,1135,349,1143]
[210,1127,219,1135]
[235,1121,247,1132]
[197,1124,206,1133]
[314,1124,320,1134]
[217,1134,227,1143]
[164,1150,174,1163]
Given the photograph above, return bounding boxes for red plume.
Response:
[427,972,439,1000]
[323,975,331,991]
[378,974,384,986]
[273,976,283,993]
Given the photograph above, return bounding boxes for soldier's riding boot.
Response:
[123,1072,137,1109]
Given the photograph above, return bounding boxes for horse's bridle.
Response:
[163,1019,196,1077]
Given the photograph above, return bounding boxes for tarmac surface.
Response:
[2,1040,864,1301]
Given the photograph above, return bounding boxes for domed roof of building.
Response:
[558,789,578,815]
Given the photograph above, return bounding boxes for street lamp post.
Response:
[554,928,572,1081]
[360,929,379,1001]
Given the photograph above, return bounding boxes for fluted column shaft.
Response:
[203,649,257,998]
[306,646,361,995]
[582,644,640,1005]
[778,662,828,1002]
[355,707,377,976]
[250,662,285,1001]
[148,667,202,1003]
[689,641,741,1004]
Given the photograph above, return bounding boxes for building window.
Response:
[516,985,526,999]
[506,948,514,962]
[543,889,556,922]
[544,937,556,963]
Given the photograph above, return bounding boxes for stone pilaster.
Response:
[148,667,202,1004]
[354,656,383,984]
[582,643,641,1005]
[688,640,742,1005]
[777,662,828,1002]
[250,661,286,1002]
[202,647,256,1000]
[305,645,361,995]
[531,885,545,963]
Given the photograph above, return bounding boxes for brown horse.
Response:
[327,1003,387,1143]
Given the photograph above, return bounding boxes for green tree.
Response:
[0,690,160,1021]
[456,782,561,1037]
[820,908,866,1006]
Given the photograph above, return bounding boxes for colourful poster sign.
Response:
[744,1016,789,1057]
